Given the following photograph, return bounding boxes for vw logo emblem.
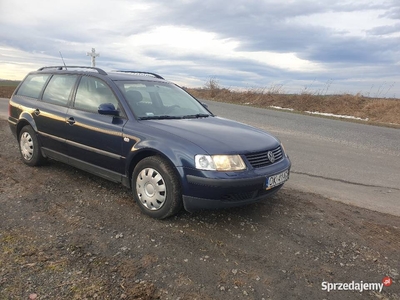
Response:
[267,151,275,163]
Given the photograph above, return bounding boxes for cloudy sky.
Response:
[0,0,399,97]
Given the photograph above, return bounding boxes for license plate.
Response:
[266,170,289,190]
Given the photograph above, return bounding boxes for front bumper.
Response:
[181,157,291,212]
[183,183,283,212]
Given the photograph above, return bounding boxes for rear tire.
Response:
[18,125,45,166]
[132,156,182,219]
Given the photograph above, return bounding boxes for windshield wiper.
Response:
[138,115,183,120]
[139,114,211,120]
[181,113,211,119]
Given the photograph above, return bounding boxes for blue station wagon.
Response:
[8,66,291,219]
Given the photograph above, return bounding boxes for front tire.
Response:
[18,125,45,166]
[132,156,182,219]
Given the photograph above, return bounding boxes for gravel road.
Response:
[0,99,399,299]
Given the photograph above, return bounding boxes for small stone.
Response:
[232,269,238,275]
[29,294,38,300]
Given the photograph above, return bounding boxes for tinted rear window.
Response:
[16,74,50,98]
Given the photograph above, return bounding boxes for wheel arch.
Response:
[126,148,184,189]
[16,113,38,138]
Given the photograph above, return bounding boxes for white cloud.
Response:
[290,9,400,37]
[0,0,399,96]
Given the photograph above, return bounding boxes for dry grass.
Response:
[186,82,400,125]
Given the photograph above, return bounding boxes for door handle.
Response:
[34,109,40,116]
[66,117,76,125]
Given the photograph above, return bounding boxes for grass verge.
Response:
[186,86,400,126]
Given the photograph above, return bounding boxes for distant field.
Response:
[0,80,20,87]
[0,85,17,98]
[0,80,19,98]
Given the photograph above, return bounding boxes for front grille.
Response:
[220,185,282,202]
[245,146,283,168]
[221,191,258,202]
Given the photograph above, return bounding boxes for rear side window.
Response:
[16,74,50,98]
[42,75,78,106]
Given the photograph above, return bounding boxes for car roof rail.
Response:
[37,66,108,75]
[113,70,165,80]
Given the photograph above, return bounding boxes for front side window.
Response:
[42,75,78,106]
[74,76,119,113]
[16,74,50,99]
[116,81,211,119]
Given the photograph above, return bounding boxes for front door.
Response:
[65,76,127,181]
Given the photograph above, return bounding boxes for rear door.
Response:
[65,76,127,180]
[33,74,78,158]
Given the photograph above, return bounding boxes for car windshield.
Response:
[115,81,212,120]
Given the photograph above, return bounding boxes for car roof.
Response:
[33,66,167,83]
[106,71,166,82]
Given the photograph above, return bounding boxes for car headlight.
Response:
[195,154,246,171]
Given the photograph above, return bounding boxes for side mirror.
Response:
[98,103,119,116]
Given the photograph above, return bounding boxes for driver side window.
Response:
[74,76,119,113]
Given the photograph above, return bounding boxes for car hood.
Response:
[143,116,279,154]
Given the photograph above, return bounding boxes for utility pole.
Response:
[86,48,100,67]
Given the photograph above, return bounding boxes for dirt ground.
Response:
[0,119,399,299]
